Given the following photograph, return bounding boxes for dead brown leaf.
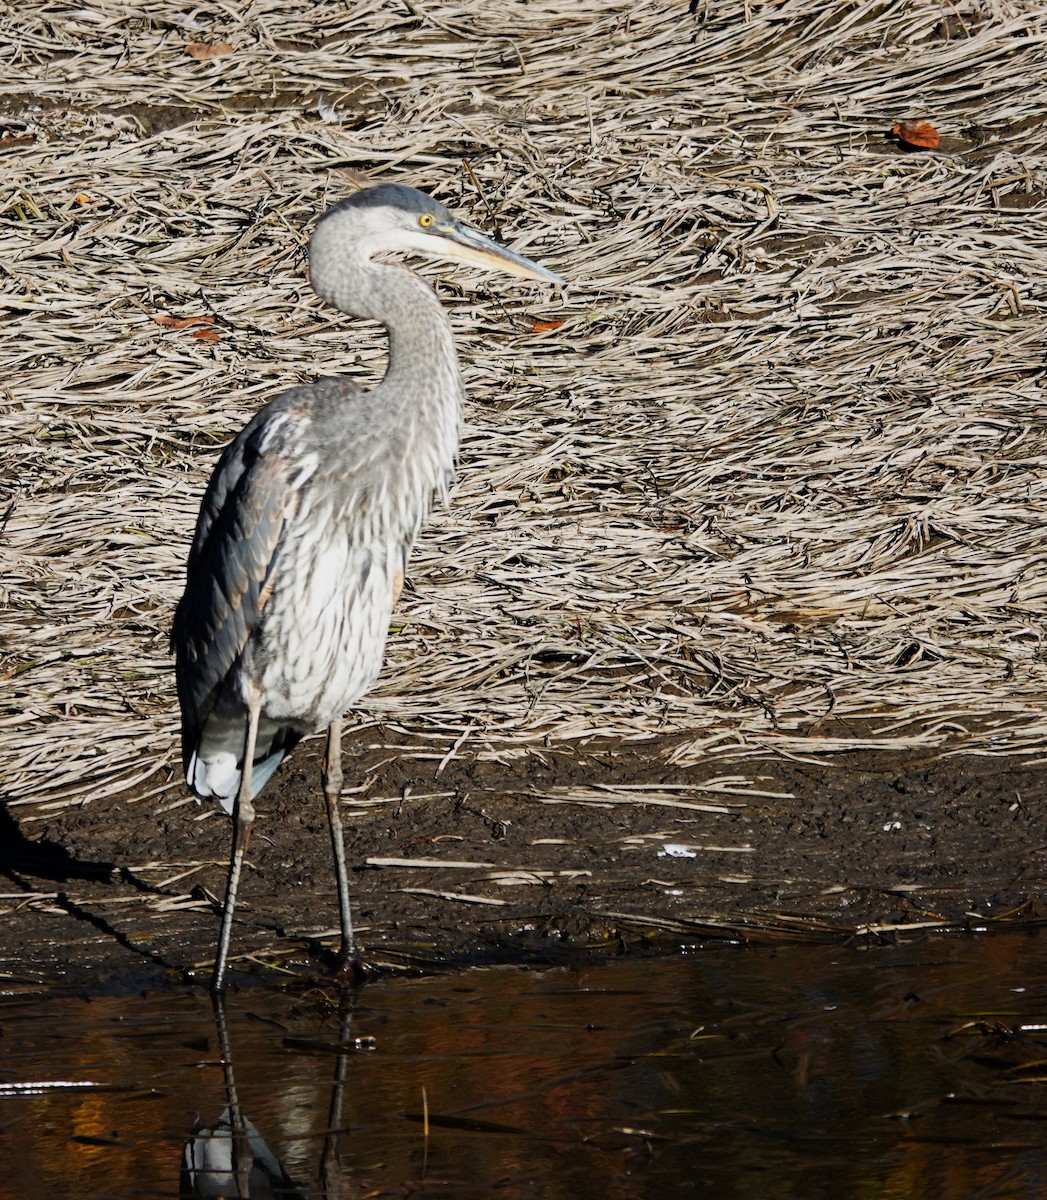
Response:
[891,120,940,150]
[185,41,234,61]
[152,314,215,331]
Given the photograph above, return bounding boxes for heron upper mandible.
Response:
[172,183,562,992]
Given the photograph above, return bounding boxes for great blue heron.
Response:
[172,183,562,992]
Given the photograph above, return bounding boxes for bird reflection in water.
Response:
[182,996,357,1198]
[182,1109,302,1200]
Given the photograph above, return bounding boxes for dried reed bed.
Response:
[2,0,1047,812]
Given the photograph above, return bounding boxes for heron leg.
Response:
[212,697,261,995]
[319,994,356,1197]
[322,716,357,967]
[210,993,252,1194]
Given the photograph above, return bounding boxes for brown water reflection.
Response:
[3,932,1047,1198]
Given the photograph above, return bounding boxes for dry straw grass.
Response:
[2,0,1046,813]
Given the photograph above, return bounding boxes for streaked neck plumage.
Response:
[312,243,464,419]
[309,236,464,530]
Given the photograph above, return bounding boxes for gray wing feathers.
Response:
[172,414,292,769]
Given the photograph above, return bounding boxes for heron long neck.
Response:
[342,256,463,413]
[320,252,463,530]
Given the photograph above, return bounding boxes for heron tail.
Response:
[186,716,303,812]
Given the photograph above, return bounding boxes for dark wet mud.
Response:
[2,737,1045,991]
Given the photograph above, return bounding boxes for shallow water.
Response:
[3,932,1047,1199]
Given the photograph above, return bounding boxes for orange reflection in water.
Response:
[2,932,1047,1199]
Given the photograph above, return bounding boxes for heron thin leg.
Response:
[210,993,252,1195]
[322,716,356,966]
[212,698,261,994]
[319,994,356,1198]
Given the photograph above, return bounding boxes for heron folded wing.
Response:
[172,412,293,771]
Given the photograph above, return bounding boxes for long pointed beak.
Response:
[432,221,564,285]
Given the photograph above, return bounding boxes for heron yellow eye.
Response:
[419,214,434,228]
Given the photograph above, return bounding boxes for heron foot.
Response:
[301,936,376,985]
[332,953,375,987]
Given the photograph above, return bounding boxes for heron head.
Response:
[309,183,562,308]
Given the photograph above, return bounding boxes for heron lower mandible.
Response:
[172,183,562,992]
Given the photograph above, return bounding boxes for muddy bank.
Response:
[2,736,1044,994]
